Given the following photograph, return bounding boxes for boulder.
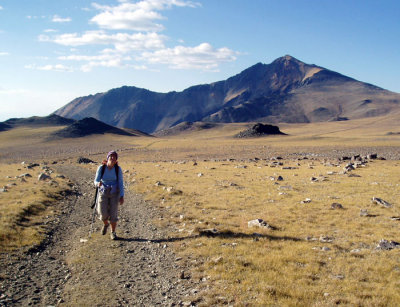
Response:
[38,173,51,181]
[248,219,275,229]
[372,197,392,208]
[77,157,95,164]
[376,239,400,250]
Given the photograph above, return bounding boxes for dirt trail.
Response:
[0,163,198,306]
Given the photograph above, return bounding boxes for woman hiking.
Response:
[94,150,124,240]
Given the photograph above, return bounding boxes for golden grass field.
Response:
[1,115,400,305]
[0,162,70,251]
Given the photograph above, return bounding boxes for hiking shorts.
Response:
[97,190,119,223]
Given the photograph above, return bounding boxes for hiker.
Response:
[94,150,124,240]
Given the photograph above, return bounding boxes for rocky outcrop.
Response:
[235,123,286,138]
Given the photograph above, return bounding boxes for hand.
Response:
[119,196,124,205]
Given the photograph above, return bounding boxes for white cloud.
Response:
[44,29,58,33]
[140,43,238,71]
[52,15,72,23]
[0,52,9,56]
[40,31,165,51]
[0,5,3,10]
[90,0,200,31]
[36,0,238,73]
[25,64,74,72]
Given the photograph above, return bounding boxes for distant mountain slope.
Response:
[54,55,400,133]
[4,114,75,127]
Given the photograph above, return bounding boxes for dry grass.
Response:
[128,158,400,305]
[120,116,400,306]
[0,163,71,251]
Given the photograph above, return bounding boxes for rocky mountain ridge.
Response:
[54,55,400,133]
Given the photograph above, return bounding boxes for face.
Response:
[107,154,117,166]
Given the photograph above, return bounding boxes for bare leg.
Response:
[111,222,117,232]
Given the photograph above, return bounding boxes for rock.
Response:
[197,173,203,177]
[235,123,287,138]
[0,188,7,193]
[319,236,333,243]
[376,239,400,250]
[77,157,95,164]
[301,198,312,204]
[211,256,223,264]
[367,153,378,159]
[360,209,369,217]
[19,173,32,178]
[372,197,392,208]
[198,228,219,236]
[248,219,275,229]
[331,203,344,210]
[38,173,51,181]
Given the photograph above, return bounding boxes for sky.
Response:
[0,0,399,121]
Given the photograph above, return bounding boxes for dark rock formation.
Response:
[235,123,286,138]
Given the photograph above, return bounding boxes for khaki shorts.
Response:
[97,190,119,223]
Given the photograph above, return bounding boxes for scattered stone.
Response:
[367,153,378,160]
[360,209,369,217]
[301,198,312,204]
[211,256,223,264]
[390,216,400,221]
[376,239,400,250]
[247,219,275,229]
[38,173,51,181]
[19,173,32,178]
[198,228,219,236]
[372,197,392,208]
[197,173,203,177]
[80,238,88,243]
[319,236,333,243]
[155,181,163,186]
[77,157,95,164]
[331,203,344,210]
[0,188,7,193]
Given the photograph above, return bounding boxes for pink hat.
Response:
[107,150,118,160]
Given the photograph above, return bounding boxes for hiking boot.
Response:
[110,232,117,240]
[101,224,109,235]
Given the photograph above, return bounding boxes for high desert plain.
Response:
[1,112,400,306]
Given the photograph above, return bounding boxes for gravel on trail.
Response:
[0,163,199,306]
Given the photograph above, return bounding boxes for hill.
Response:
[51,117,147,138]
[2,114,75,128]
[154,121,219,137]
[54,55,400,134]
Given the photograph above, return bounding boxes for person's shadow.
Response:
[115,229,302,243]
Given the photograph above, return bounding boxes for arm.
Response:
[94,165,103,187]
[118,166,124,204]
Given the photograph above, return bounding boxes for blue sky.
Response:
[0,0,399,121]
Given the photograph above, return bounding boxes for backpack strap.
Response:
[100,163,119,181]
